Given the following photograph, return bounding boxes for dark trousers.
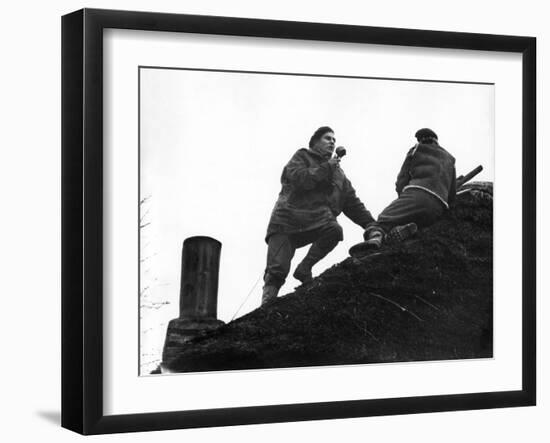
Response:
[264,221,343,289]
[371,188,445,233]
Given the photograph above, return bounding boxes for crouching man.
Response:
[262,126,375,305]
[363,128,457,249]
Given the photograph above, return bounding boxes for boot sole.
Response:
[386,222,418,243]
[293,263,313,283]
[349,240,380,258]
[293,271,313,284]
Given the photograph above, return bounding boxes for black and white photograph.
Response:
[139,67,495,375]
[2,0,546,439]
[55,5,538,437]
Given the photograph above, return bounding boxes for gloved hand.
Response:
[363,226,384,241]
[362,227,384,249]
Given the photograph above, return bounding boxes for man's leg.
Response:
[365,189,444,248]
[293,221,343,283]
[262,234,295,304]
[377,189,444,232]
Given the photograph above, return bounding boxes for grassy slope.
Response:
[167,183,493,373]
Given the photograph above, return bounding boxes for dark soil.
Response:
[166,182,493,373]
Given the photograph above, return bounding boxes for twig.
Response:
[369,292,424,321]
[140,195,152,205]
[363,325,380,342]
[140,207,151,223]
[140,301,170,310]
[140,252,158,263]
[414,295,441,311]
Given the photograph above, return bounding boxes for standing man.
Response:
[262,126,375,305]
[361,128,457,249]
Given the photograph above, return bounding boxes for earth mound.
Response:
[165,182,493,373]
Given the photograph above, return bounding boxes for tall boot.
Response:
[261,284,279,306]
[293,242,334,283]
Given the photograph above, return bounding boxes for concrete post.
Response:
[161,236,225,369]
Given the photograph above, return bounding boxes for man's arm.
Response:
[395,147,415,195]
[342,179,375,228]
[447,165,457,205]
[284,150,336,190]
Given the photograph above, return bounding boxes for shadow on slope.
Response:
[166,182,493,373]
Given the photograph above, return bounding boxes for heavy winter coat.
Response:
[395,141,457,208]
[266,148,374,241]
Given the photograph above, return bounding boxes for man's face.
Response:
[312,131,336,158]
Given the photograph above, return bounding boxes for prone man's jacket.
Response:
[266,148,374,242]
[395,141,457,208]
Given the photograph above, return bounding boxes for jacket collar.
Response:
[306,148,332,161]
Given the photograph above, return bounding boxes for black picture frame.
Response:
[61,8,536,435]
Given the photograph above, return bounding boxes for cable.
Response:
[230,274,263,322]
[230,240,286,321]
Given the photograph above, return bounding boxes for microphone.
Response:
[335,146,347,159]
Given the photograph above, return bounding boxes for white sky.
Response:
[139,67,494,361]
